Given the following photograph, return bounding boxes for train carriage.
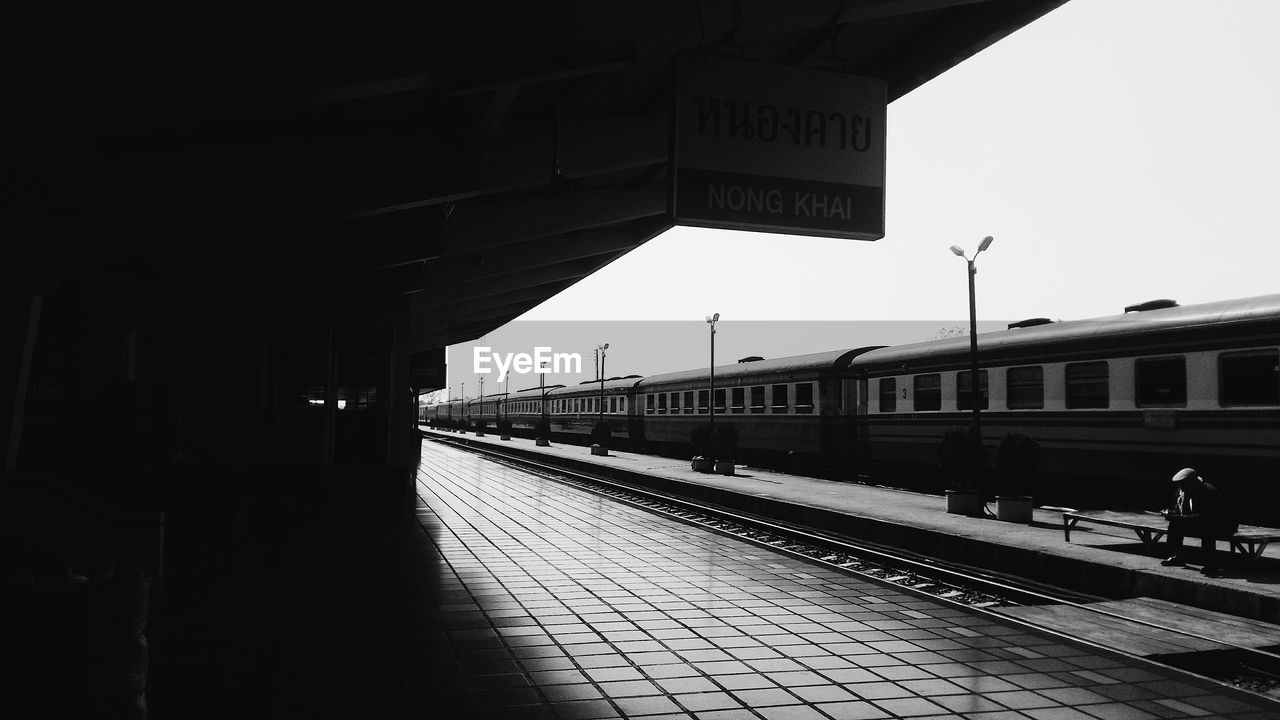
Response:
[850,294,1280,512]
[495,385,562,435]
[634,348,880,471]
[544,377,642,443]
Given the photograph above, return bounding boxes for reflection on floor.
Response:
[402,441,1276,719]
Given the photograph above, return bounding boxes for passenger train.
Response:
[422,295,1280,517]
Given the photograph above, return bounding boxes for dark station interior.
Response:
[4,3,1083,717]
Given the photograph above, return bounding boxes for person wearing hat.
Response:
[1158,468,1237,575]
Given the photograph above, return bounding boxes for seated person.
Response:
[1159,468,1237,575]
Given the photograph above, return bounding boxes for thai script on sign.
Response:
[691,96,875,151]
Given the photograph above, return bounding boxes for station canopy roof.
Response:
[10,1,1066,353]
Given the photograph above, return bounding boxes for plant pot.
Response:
[996,495,1034,523]
[500,434,511,441]
[945,489,983,516]
[590,444,609,456]
[535,438,550,447]
[475,431,485,437]
[714,461,735,476]
[691,457,714,472]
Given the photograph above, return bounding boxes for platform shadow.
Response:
[1081,540,1280,584]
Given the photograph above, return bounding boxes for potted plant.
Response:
[712,424,737,476]
[498,418,513,441]
[994,432,1039,523]
[590,420,611,456]
[534,419,551,447]
[690,424,714,472]
[938,428,986,516]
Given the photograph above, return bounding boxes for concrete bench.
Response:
[1061,510,1280,560]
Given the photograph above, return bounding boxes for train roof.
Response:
[637,347,879,389]
[853,294,1280,371]
[546,377,643,396]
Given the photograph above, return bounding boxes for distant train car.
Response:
[851,294,1280,508]
[635,349,879,470]
[425,399,464,426]
[466,386,553,434]
[544,377,643,442]
[498,385,561,435]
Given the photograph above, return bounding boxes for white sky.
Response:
[516,0,1280,324]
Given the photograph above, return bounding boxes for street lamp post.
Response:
[706,313,719,442]
[949,236,994,439]
[596,343,609,423]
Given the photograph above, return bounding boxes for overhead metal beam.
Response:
[344,110,668,220]
[423,278,582,321]
[412,253,631,304]
[439,184,667,258]
[866,0,1069,101]
[425,213,670,292]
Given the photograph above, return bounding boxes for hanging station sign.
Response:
[672,58,886,239]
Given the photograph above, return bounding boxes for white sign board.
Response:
[673,58,886,239]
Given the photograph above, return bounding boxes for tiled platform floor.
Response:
[404,441,1277,719]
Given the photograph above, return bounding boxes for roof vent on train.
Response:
[1007,317,1055,329]
[1124,298,1179,313]
[738,356,764,363]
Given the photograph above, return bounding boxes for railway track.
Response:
[423,432,1280,699]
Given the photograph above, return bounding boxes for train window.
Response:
[669,392,680,413]
[1136,357,1187,407]
[795,382,814,413]
[714,388,726,412]
[878,378,897,412]
[619,397,626,413]
[657,393,667,414]
[956,370,989,411]
[1219,350,1280,406]
[771,384,788,413]
[698,390,709,412]
[731,387,745,414]
[646,394,655,414]
[683,391,694,414]
[1004,366,1046,409]
[913,375,941,411]
[749,386,766,413]
[1066,361,1109,409]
